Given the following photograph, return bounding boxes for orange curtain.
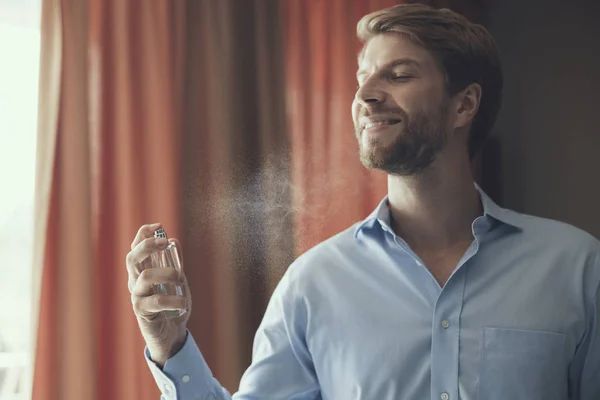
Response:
[33,0,290,398]
[33,0,187,399]
[90,2,187,399]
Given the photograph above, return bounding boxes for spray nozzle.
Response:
[154,228,167,239]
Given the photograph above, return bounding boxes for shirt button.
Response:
[182,375,190,383]
[164,383,173,392]
[441,393,449,400]
[441,320,450,329]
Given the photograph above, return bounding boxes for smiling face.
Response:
[352,33,454,176]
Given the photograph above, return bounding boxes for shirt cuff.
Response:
[145,330,214,400]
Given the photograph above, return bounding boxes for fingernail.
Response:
[155,237,168,246]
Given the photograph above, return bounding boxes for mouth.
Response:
[362,119,401,132]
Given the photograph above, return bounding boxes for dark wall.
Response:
[483,0,600,238]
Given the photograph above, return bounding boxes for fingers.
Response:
[133,294,188,317]
[132,267,184,297]
[125,236,169,276]
[131,268,189,318]
[131,223,162,250]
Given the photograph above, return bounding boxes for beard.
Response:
[355,101,450,176]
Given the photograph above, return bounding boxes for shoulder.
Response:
[502,209,600,291]
[279,222,365,292]
[505,209,599,254]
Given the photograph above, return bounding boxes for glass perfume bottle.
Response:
[150,228,186,319]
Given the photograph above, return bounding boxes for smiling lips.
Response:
[362,119,402,133]
[364,119,401,129]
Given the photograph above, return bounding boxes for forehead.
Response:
[358,33,438,73]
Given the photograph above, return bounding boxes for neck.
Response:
[387,150,482,253]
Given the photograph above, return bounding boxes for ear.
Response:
[453,83,482,130]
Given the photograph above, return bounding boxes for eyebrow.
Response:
[356,58,422,78]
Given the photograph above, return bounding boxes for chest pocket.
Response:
[478,327,567,400]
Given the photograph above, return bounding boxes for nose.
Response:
[355,79,386,106]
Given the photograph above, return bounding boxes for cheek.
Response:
[390,84,440,114]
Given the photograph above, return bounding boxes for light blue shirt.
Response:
[146,185,600,400]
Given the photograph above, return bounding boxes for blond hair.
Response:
[357,3,503,159]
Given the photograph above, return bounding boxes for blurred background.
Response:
[0,0,598,399]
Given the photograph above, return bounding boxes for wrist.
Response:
[149,330,188,368]
[170,329,188,357]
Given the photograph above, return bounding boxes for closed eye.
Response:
[392,75,413,82]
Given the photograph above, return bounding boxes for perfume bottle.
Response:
[150,228,186,319]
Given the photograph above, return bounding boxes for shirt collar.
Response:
[354,182,523,240]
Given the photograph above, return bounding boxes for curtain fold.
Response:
[90,2,187,399]
[31,0,62,397]
[33,0,97,398]
[180,0,291,389]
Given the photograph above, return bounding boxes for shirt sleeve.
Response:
[569,252,600,399]
[573,282,600,399]
[145,271,320,400]
[236,271,320,398]
[145,330,232,400]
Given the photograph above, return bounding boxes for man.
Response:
[126,3,600,399]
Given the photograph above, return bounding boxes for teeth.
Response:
[365,120,399,129]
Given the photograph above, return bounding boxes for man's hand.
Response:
[126,223,192,366]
